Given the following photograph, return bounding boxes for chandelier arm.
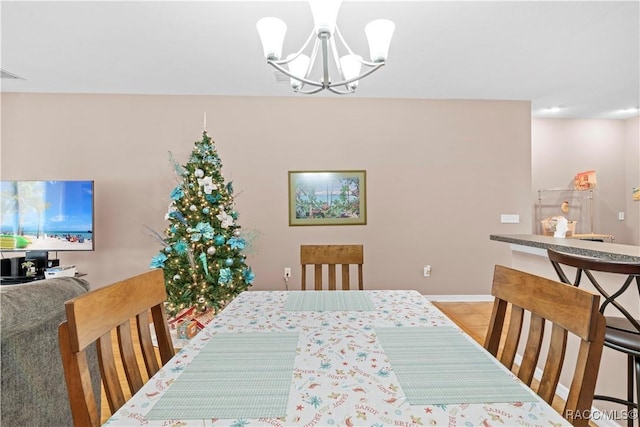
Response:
[294,86,327,95]
[268,56,385,93]
[270,29,316,66]
[334,27,380,67]
[279,37,322,92]
[329,62,385,88]
[302,37,322,89]
[356,58,383,67]
[327,86,355,95]
[334,26,356,56]
[266,60,324,88]
[329,36,346,82]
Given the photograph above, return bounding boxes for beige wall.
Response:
[1,93,532,292]
[531,117,640,245]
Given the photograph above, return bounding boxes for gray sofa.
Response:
[1,276,101,427]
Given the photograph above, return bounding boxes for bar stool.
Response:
[547,249,639,426]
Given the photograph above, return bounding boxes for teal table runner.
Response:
[145,332,299,420]
[376,327,538,405]
[284,291,375,311]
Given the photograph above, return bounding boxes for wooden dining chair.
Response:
[547,249,640,426]
[300,244,364,290]
[484,265,606,427]
[58,269,175,427]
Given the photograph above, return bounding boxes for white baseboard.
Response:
[424,294,494,302]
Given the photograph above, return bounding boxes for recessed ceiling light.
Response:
[542,106,564,113]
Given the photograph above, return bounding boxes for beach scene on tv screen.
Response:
[0,180,93,251]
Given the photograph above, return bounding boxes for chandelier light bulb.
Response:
[309,0,341,35]
[365,19,395,63]
[256,17,287,60]
[340,54,362,89]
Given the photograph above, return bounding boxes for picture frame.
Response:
[288,170,367,226]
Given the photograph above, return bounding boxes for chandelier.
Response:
[256,0,395,95]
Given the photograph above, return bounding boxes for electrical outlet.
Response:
[284,267,291,278]
[423,265,431,277]
[500,214,520,224]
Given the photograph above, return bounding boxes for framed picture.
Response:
[288,170,367,226]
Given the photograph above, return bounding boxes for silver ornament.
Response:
[190,205,197,211]
[173,274,181,281]
[207,246,216,255]
[195,169,204,178]
[233,230,241,237]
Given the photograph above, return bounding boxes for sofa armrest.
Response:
[1,276,97,427]
[1,277,90,339]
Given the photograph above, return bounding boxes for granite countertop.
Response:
[490,234,640,263]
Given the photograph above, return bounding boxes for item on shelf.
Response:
[537,188,597,235]
[574,170,597,190]
[21,260,36,276]
[44,265,76,278]
[541,216,577,237]
[554,217,569,237]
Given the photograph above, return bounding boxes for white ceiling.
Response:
[1,0,639,119]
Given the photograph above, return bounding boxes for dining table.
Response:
[104,290,570,426]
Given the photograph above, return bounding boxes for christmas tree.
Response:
[150,131,254,317]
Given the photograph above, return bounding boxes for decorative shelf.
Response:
[536,188,613,241]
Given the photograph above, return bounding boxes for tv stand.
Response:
[0,252,64,285]
[0,253,45,284]
[0,275,44,285]
[0,271,86,285]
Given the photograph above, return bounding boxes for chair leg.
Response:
[593,354,639,426]
[634,355,639,425]
[628,355,639,427]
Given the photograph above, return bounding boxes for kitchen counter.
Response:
[490,234,640,263]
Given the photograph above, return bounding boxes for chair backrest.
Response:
[484,265,606,426]
[58,269,175,426]
[547,249,640,334]
[300,244,364,290]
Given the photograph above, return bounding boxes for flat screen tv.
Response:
[0,180,94,252]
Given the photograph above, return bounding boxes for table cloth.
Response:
[105,290,569,426]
